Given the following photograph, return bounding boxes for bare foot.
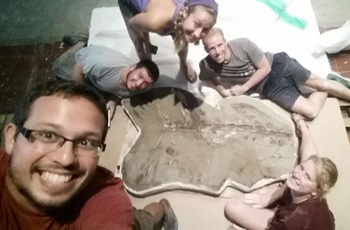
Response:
[181,62,197,83]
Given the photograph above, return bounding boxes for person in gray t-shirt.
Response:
[53,43,159,121]
[199,27,350,119]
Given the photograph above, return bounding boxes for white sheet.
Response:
[88,0,330,103]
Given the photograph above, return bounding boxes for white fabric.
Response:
[88,0,330,104]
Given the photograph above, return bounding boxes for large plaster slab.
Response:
[121,88,297,196]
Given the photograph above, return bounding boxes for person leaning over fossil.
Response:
[119,0,218,83]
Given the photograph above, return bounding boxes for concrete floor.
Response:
[0,0,349,46]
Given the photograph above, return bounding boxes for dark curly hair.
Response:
[13,80,108,141]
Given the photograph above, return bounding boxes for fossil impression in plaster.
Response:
[121,88,297,197]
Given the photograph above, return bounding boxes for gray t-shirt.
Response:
[199,38,274,93]
[76,45,137,98]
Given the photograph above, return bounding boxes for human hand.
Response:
[244,192,272,209]
[106,100,117,127]
[219,89,232,98]
[135,38,151,60]
[229,85,247,96]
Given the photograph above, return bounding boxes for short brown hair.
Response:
[14,80,108,142]
[202,27,224,49]
[136,59,159,82]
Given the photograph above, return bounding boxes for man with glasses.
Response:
[0,81,177,230]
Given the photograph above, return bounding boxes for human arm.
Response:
[209,76,232,98]
[244,183,287,208]
[229,55,271,96]
[292,113,318,162]
[199,59,230,97]
[106,95,122,124]
[174,42,197,82]
[73,59,103,84]
[128,11,169,33]
[73,58,120,121]
[128,7,171,59]
[133,31,151,60]
[73,63,85,83]
[177,43,188,67]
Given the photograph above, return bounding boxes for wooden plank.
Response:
[343,117,350,128]
[338,99,350,107]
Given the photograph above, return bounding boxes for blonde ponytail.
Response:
[173,0,189,52]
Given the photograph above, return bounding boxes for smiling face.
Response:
[203,32,230,64]
[125,66,154,92]
[286,159,318,199]
[182,7,216,44]
[5,95,105,212]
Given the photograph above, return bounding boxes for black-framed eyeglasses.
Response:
[18,126,106,156]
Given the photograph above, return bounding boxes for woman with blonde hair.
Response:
[224,113,338,230]
[118,0,218,83]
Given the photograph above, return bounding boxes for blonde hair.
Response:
[202,27,224,48]
[173,1,217,52]
[308,156,338,200]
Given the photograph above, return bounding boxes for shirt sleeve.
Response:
[81,56,104,80]
[240,38,264,68]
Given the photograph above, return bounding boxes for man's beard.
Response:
[8,155,76,213]
[125,71,134,91]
